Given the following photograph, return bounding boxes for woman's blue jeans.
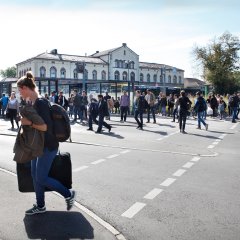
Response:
[31,148,71,207]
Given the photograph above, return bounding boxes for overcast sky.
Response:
[0,0,239,79]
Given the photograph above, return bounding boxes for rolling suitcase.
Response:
[17,152,72,192]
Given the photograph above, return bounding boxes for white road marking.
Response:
[91,159,106,165]
[191,156,201,162]
[230,123,239,130]
[182,162,195,169]
[160,178,176,187]
[107,154,120,159]
[219,134,227,139]
[120,150,131,154]
[121,202,146,218]
[208,145,215,149]
[173,169,187,177]
[212,141,219,145]
[73,166,89,172]
[143,188,163,200]
[215,139,221,142]
[157,138,163,141]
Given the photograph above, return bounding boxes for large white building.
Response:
[14,43,184,97]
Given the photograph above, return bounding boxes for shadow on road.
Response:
[24,211,94,240]
[187,133,221,140]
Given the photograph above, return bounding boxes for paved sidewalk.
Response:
[0,117,123,240]
[0,170,119,240]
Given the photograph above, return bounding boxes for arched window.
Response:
[173,75,177,84]
[40,67,46,78]
[60,68,66,78]
[123,71,128,81]
[168,75,171,84]
[101,70,106,80]
[73,69,78,79]
[130,72,135,81]
[50,67,57,78]
[115,60,119,68]
[147,74,150,82]
[92,70,97,80]
[140,73,144,82]
[114,71,120,80]
[178,76,182,84]
[154,74,157,82]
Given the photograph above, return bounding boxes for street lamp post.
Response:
[125,60,135,115]
[76,61,86,91]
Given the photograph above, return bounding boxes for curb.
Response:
[0,167,127,240]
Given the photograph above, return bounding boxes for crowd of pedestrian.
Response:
[1,88,239,134]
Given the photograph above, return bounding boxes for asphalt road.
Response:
[0,115,240,240]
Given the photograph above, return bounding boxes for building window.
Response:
[119,60,123,68]
[130,72,135,81]
[129,61,135,69]
[154,74,157,82]
[50,67,57,78]
[168,75,171,84]
[40,67,46,78]
[123,71,128,81]
[124,50,126,55]
[147,74,150,82]
[114,71,120,80]
[160,75,163,83]
[73,69,78,79]
[60,68,66,78]
[178,76,182,84]
[92,70,97,80]
[115,60,119,68]
[101,70,106,80]
[173,75,177,84]
[19,71,21,77]
[84,70,88,80]
[140,73,144,82]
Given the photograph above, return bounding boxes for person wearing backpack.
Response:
[194,91,208,130]
[179,90,192,133]
[218,96,227,120]
[87,97,99,131]
[17,72,76,215]
[73,89,83,122]
[96,94,112,133]
[145,89,156,123]
[134,90,145,130]
[231,92,239,123]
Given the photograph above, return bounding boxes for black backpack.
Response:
[49,102,71,142]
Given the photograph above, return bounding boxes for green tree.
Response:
[193,32,240,94]
[0,66,17,78]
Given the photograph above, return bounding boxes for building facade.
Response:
[13,43,184,97]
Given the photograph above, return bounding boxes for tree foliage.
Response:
[193,32,240,94]
[0,66,17,78]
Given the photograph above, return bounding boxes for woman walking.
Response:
[178,90,192,133]
[17,72,76,215]
[7,92,20,130]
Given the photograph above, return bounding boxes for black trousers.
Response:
[147,106,156,122]
[120,106,129,121]
[179,110,187,131]
[134,110,143,128]
[88,113,98,129]
[97,115,111,132]
[8,108,19,128]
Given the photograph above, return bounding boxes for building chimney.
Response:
[122,43,127,47]
[50,49,58,54]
